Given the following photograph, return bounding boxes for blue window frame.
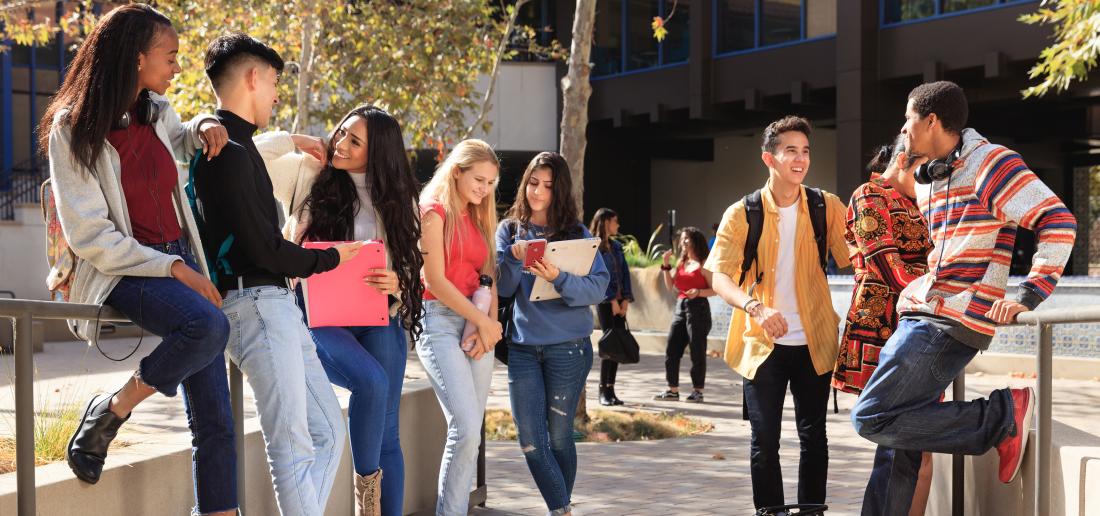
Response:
[714,0,837,58]
[593,0,691,78]
[881,0,1036,27]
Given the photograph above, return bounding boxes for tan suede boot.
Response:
[355,468,383,516]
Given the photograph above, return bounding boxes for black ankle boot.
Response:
[599,386,614,406]
[67,393,129,484]
[607,386,625,406]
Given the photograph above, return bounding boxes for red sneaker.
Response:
[995,387,1034,483]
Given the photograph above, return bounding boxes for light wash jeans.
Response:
[416,300,495,516]
[222,285,346,516]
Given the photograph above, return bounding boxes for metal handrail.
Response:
[0,298,246,516]
[3,296,488,515]
[948,306,1100,516]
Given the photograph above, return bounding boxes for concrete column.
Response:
[835,0,880,200]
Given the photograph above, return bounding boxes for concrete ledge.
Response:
[926,419,1100,516]
[0,378,446,515]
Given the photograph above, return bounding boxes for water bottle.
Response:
[461,275,494,351]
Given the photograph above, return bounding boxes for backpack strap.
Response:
[804,186,829,275]
[739,189,765,286]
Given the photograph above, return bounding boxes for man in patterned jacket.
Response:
[851,81,1077,515]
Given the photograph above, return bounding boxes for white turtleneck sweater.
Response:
[349,172,379,241]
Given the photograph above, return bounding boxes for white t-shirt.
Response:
[772,202,807,346]
[349,172,379,241]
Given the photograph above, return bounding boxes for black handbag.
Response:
[597,317,640,364]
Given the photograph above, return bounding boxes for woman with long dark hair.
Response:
[589,207,634,406]
[40,5,235,515]
[654,227,716,403]
[497,152,609,516]
[256,104,424,515]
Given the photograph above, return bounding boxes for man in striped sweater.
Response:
[851,81,1077,515]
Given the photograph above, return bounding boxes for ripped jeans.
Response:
[507,338,593,515]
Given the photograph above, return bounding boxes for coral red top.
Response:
[420,203,488,300]
[673,262,708,299]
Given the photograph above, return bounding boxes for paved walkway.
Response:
[4,338,1100,515]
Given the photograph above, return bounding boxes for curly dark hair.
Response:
[761,115,812,154]
[908,81,968,135]
[38,4,173,172]
[678,226,710,264]
[298,105,425,338]
[505,152,584,241]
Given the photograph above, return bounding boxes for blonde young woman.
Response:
[417,139,503,515]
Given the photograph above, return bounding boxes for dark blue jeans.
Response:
[104,241,235,514]
[507,338,593,515]
[852,318,1015,516]
[743,343,831,509]
[311,317,407,516]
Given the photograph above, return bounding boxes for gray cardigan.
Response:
[47,100,216,341]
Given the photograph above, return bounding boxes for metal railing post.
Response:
[230,361,246,515]
[15,311,35,516]
[1036,322,1053,515]
[951,371,965,516]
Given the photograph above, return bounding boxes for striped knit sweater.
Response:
[897,128,1077,345]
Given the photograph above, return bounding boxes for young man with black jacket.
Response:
[191,33,361,516]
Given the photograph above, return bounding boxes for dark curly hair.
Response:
[298,105,425,338]
[505,152,584,242]
[908,81,968,135]
[678,226,710,264]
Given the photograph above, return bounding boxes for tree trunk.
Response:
[292,1,318,134]
[559,0,596,218]
[560,0,597,426]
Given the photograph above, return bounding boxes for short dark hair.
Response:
[908,81,968,134]
[204,32,284,91]
[761,115,812,153]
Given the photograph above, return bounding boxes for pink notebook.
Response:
[301,240,388,328]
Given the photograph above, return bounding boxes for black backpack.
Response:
[738,186,829,287]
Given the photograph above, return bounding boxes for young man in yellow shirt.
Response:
[704,116,850,510]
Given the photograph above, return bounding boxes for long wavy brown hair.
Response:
[505,152,583,241]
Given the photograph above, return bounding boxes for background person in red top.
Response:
[654,227,716,403]
[416,138,502,515]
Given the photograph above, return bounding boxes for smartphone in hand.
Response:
[524,239,548,268]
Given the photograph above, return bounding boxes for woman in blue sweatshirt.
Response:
[496,152,609,516]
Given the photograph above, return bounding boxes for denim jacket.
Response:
[600,239,633,303]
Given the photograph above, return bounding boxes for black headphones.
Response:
[115,90,163,129]
[914,143,963,185]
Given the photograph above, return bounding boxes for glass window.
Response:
[884,0,936,24]
[942,0,998,13]
[626,0,659,71]
[716,0,756,54]
[593,0,624,76]
[805,0,836,38]
[663,0,691,64]
[760,0,802,47]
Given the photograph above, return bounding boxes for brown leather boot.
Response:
[355,468,382,516]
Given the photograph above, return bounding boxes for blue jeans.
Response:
[852,318,1015,515]
[507,338,593,516]
[415,300,495,516]
[104,242,235,514]
[222,285,345,516]
[311,317,407,516]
